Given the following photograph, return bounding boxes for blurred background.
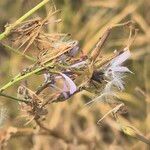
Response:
[0,0,150,149]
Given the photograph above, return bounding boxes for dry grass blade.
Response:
[97,103,124,124]
[83,4,139,52]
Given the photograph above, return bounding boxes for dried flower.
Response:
[44,72,77,99]
[86,48,132,106]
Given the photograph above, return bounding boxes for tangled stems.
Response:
[0,0,49,41]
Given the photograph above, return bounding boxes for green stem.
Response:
[3,44,36,62]
[0,62,54,92]
[0,92,29,103]
[0,0,49,41]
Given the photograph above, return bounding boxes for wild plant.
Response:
[0,0,149,148]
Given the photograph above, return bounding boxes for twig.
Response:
[90,28,111,61]
[35,81,52,95]
[97,103,124,124]
[90,21,136,62]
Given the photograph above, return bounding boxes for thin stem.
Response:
[0,62,54,92]
[3,44,36,62]
[0,92,29,103]
[90,21,135,62]
[111,20,133,28]
[90,28,111,61]
[35,81,51,95]
[0,0,49,41]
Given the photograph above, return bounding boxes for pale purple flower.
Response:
[68,41,79,57]
[111,48,131,67]
[70,60,87,68]
[44,72,77,99]
[104,48,132,91]
[60,73,77,95]
[62,81,69,98]
[55,40,79,61]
